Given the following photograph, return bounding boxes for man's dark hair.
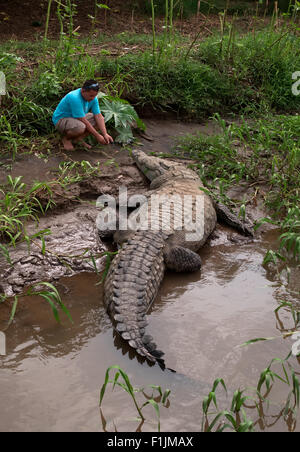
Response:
[82,79,100,91]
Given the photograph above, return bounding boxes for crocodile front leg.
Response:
[215,202,254,237]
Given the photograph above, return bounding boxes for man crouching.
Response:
[52,79,113,151]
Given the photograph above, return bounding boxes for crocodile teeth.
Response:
[121,332,131,340]
[129,340,137,349]
[116,323,127,333]
[114,314,124,322]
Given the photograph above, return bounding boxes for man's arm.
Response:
[78,114,113,145]
[78,115,106,144]
[94,113,114,144]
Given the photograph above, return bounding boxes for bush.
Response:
[32,70,62,101]
[195,29,300,112]
[135,0,258,16]
[99,53,235,117]
[4,97,53,135]
[238,32,300,111]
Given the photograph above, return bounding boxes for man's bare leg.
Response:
[62,134,75,151]
[62,127,86,151]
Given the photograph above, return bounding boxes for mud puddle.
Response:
[0,118,219,186]
[0,229,299,432]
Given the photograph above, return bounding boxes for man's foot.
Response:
[62,137,75,151]
[80,140,92,150]
[73,136,92,150]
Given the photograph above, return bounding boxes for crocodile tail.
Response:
[104,231,166,364]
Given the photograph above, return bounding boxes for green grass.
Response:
[135,0,262,16]
[195,29,300,112]
[96,25,300,116]
[0,159,114,249]
[1,281,73,327]
[174,114,300,216]
[98,52,239,116]
[100,365,171,432]
[1,23,299,139]
[0,176,54,244]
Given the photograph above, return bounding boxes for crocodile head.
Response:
[131,149,178,182]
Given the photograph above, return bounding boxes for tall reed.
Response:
[151,0,156,57]
[44,0,53,43]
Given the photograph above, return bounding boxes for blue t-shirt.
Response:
[52,88,101,125]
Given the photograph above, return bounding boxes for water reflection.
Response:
[0,273,110,371]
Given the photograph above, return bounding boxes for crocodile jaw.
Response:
[131,149,178,182]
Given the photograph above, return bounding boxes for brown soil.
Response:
[0,0,266,42]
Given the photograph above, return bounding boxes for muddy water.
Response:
[0,228,299,432]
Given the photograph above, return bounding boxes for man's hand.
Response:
[78,115,114,145]
[96,135,107,145]
[102,133,114,144]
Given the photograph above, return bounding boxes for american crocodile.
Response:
[99,150,253,365]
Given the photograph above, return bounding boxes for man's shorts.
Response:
[55,113,96,134]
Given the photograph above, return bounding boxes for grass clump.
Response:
[1,282,73,328]
[97,26,300,117]
[99,53,233,117]
[195,29,300,113]
[0,176,53,245]
[100,365,171,432]
[100,347,300,432]
[175,114,300,216]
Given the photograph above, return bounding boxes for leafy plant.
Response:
[26,282,73,324]
[5,97,53,135]
[56,159,103,187]
[279,207,300,260]
[100,365,170,432]
[0,52,23,68]
[0,115,29,159]
[32,69,62,100]
[1,282,73,327]
[99,94,145,144]
[0,175,54,244]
